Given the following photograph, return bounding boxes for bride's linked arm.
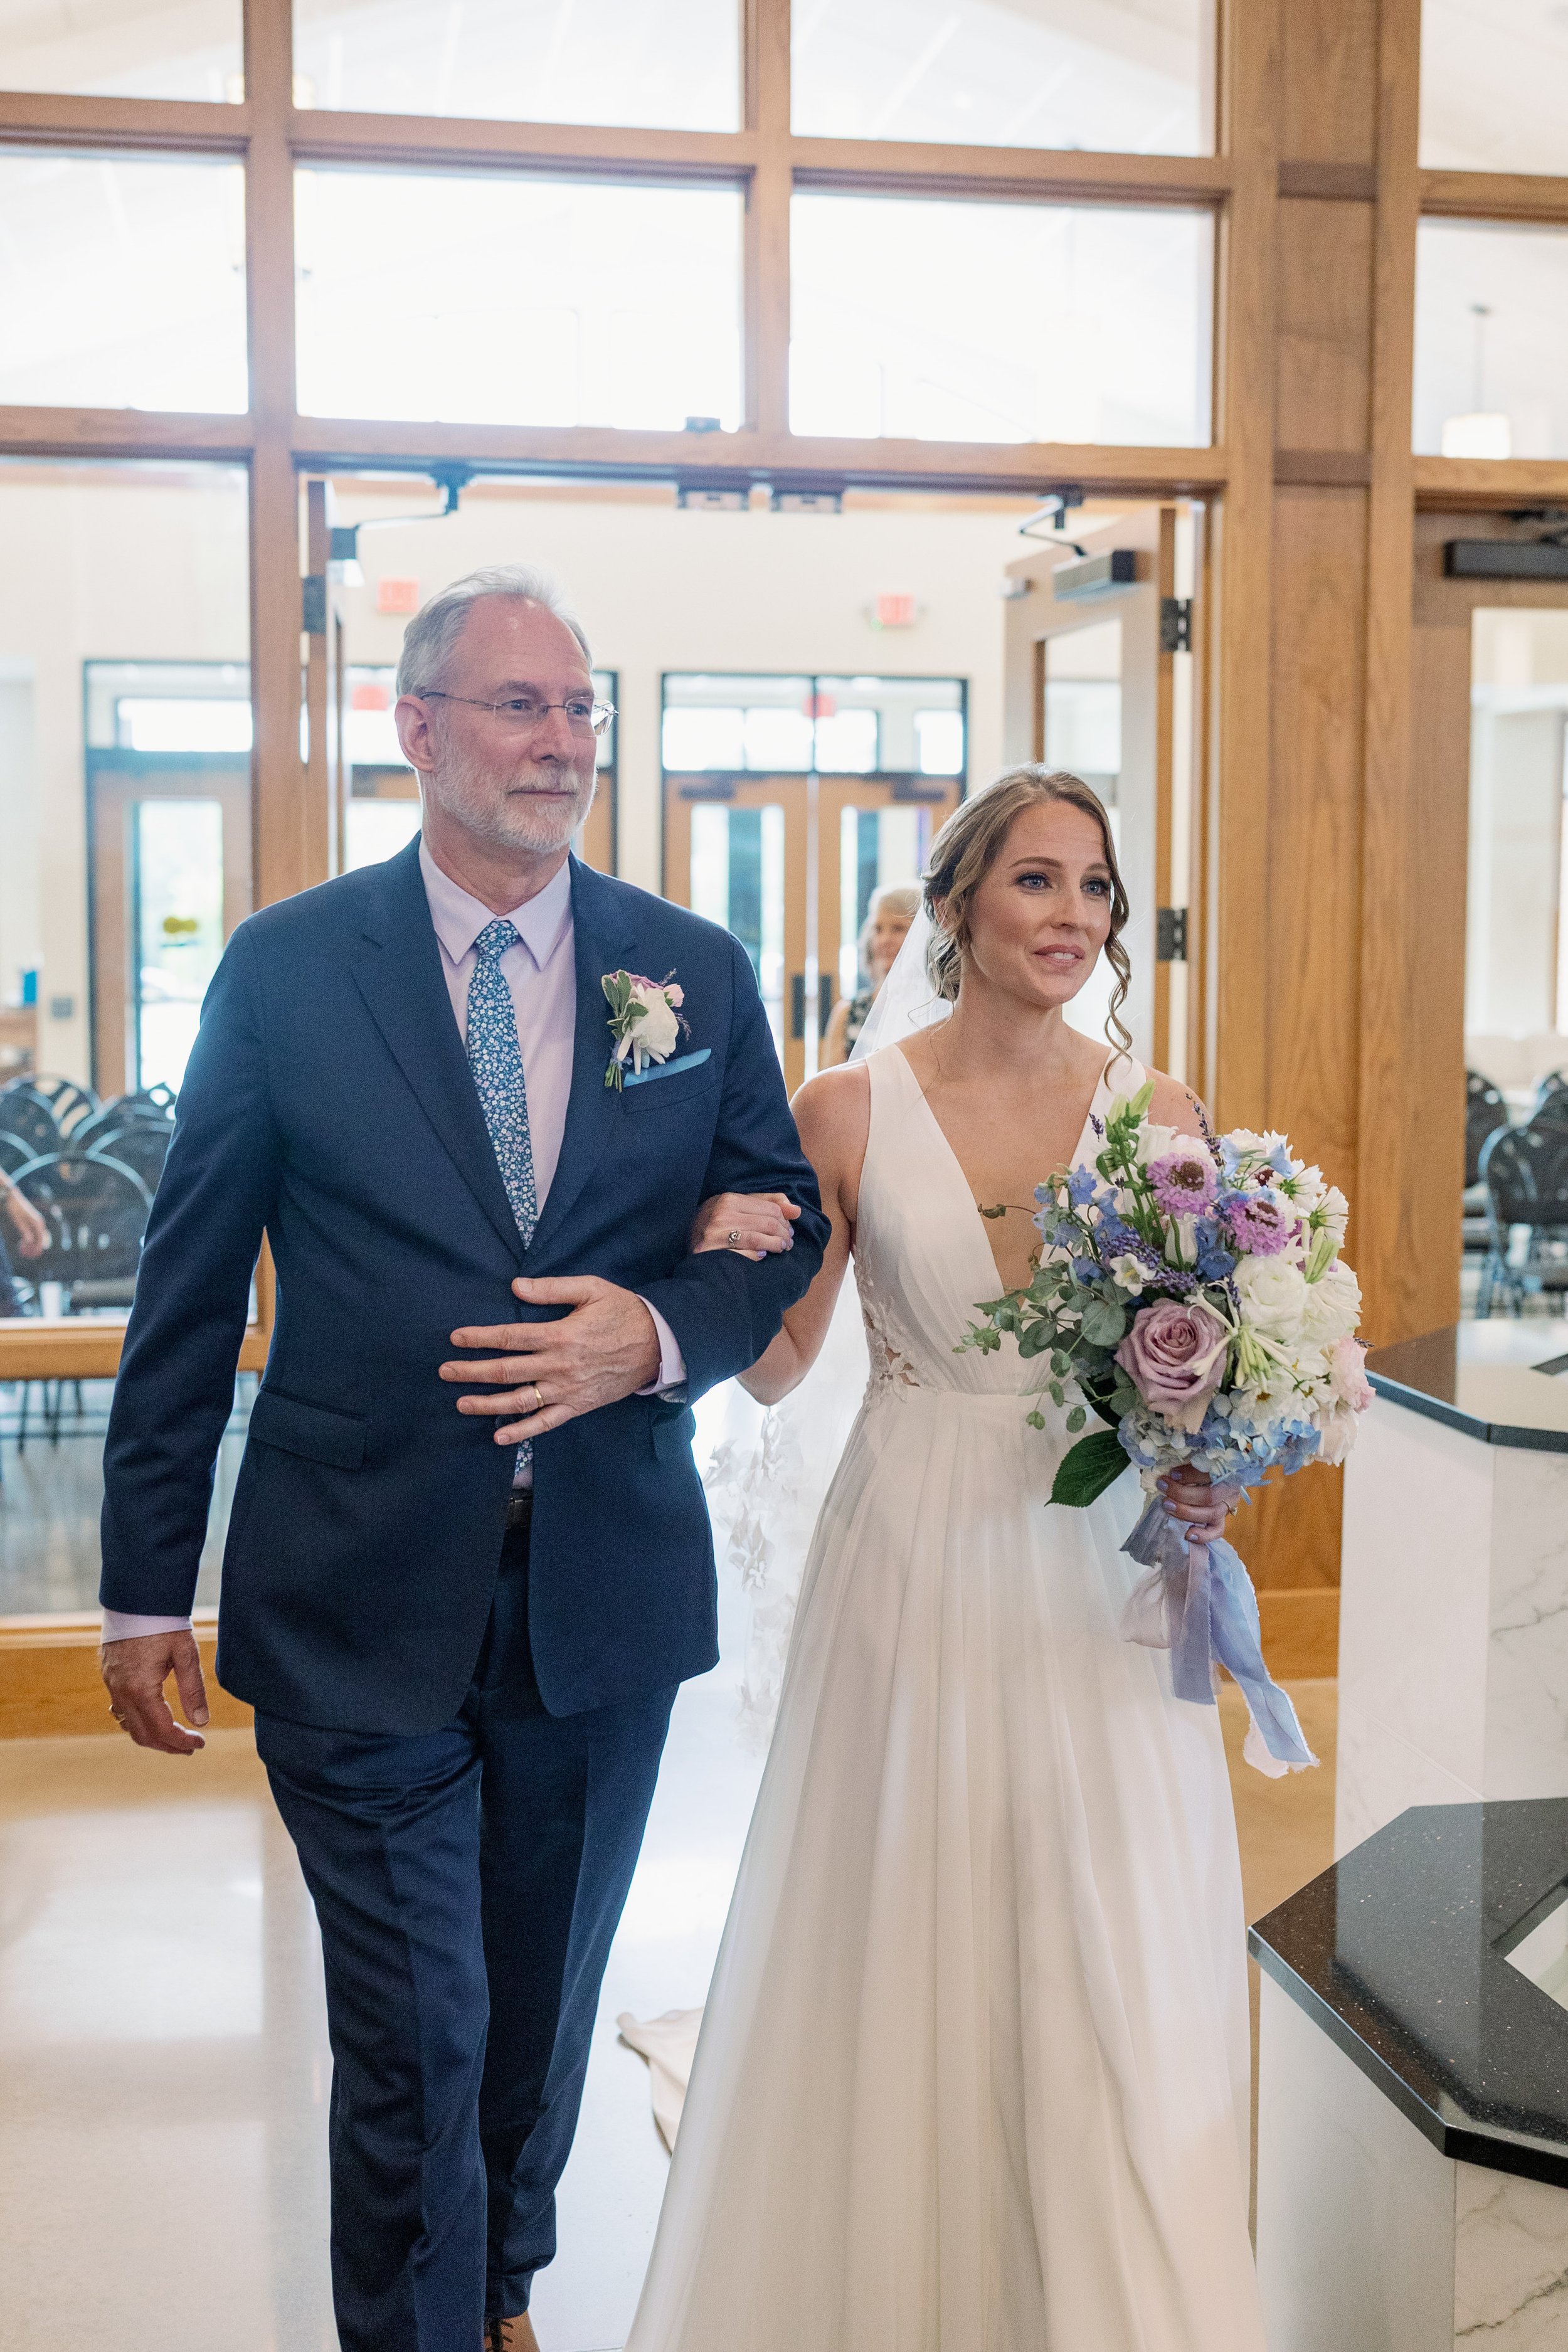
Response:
[690,1062,869,1406]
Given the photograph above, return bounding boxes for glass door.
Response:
[662,776,809,1090]
[817,777,961,1055]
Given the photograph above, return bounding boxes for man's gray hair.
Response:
[395,564,592,698]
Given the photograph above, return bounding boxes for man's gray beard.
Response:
[425,745,597,856]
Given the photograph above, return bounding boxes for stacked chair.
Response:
[1475,1067,1568,1317]
[0,1075,174,1454]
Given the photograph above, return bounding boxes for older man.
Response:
[98,564,827,2352]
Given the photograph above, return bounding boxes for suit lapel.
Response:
[347,838,523,1260]
[524,857,638,1264]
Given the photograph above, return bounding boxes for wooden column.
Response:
[1210,0,1424,1670]
[743,0,792,437]
[245,0,323,909]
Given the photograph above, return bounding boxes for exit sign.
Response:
[376,577,420,615]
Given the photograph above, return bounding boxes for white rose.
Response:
[633,984,681,1062]
[1234,1253,1308,1343]
[1298,1258,1361,1345]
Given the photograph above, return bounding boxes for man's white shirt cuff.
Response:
[638,1300,688,1396]
[102,1611,194,1641]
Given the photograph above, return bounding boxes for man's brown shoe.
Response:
[485,2315,540,2352]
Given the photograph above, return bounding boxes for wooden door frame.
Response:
[87,758,253,1101]
[1004,502,1177,1069]
[1412,510,1568,1335]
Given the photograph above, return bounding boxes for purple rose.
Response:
[1115,1296,1230,1433]
[1147,1150,1218,1219]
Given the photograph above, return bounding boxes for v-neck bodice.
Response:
[852,1042,1144,1402]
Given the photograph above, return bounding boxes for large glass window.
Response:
[790,194,1212,446]
[662,673,966,777]
[294,170,743,430]
[0,462,255,1619]
[1419,0,1568,176]
[0,154,248,413]
[294,0,739,130]
[793,0,1213,157]
[1414,222,1568,462]
[0,0,242,101]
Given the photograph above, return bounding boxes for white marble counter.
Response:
[1338,1326,1568,1857]
[1258,1975,1568,2351]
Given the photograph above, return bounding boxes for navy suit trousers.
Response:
[256,1512,676,2352]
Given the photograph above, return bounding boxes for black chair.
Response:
[1532,1074,1568,1128]
[25,1074,99,1138]
[1477,1121,1568,1318]
[1466,1070,1510,1187]
[86,1121,170,1194]
[9,1150,152,1311]
[0,1128,33,1177]
[0,1084,63,1162]
[1465,1071,1510,1268]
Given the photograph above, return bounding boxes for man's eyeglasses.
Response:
[418,689,616,738]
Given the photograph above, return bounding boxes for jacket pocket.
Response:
[620,1063,719,1116]
[248,1386,368,1470]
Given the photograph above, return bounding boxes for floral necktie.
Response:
[466,918,538,1473]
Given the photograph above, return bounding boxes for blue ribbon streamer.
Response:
[1120,1498,1318,1774]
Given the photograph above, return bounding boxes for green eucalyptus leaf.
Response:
[1066,1404,1086,1432]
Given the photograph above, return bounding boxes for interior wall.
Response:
[327,482,1030,892]
[0,465,250,1088]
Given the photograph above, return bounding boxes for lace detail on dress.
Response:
[856,1259,924,1398]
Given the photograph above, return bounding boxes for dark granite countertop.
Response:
[1250,1801,1568,2188]
[1366,1325,1568,1451]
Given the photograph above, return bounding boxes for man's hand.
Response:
[689,1190,800,1262]
[1,1182,50,1259]
[100,1630,209,1755]
[441,1276,664,1444]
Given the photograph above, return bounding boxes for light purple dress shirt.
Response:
[102,842,686,1643]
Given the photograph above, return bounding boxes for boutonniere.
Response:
[603,970,687,1091]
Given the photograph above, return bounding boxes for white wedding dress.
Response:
[626,1042,1266,2352]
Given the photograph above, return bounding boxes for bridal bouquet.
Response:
[961,1079,1372,1773]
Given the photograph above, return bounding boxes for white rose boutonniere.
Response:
[603,969,687,1090]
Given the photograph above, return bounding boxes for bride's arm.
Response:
[691,1064,868,1406]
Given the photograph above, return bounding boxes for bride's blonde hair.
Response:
[923,766,1133,1052]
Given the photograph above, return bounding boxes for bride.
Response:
[630,766,1267,2352]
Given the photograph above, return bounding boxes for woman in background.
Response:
[820,881,920,1066]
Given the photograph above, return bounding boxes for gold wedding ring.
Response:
[530,1383,544,1414]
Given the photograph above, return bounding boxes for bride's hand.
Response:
[691,1190,800,1261]
[1158,1463,1237,1544]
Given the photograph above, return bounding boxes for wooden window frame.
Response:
[3,0,1568,1400]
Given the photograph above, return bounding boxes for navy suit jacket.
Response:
[100,842,828,1734]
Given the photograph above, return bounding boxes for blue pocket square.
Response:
[621,1048,713,1088]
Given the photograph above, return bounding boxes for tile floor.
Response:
[0,1372,1339,2352]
